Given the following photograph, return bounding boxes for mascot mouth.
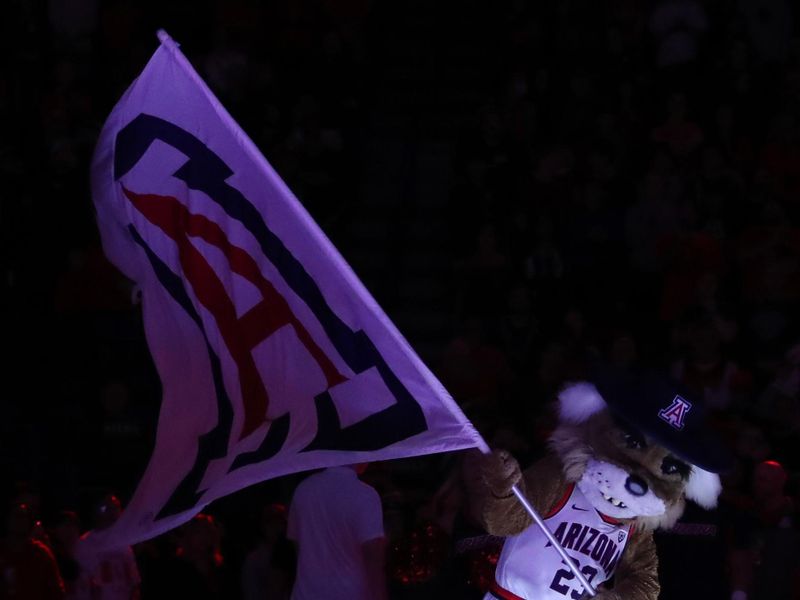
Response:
[578,459,666,518]
[600,493,627,509]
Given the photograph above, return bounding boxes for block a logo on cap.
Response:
[658,395,692,430]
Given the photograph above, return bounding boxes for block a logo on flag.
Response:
[89,30,482,550]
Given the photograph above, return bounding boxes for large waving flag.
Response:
[89,30,483,549]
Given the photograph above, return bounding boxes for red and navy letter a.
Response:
[114,114,429,518]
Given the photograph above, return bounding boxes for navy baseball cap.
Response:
[590,366,732,473]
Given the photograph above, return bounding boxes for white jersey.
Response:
[486,484,633,600]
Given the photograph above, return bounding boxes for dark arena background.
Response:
[1,1,799,599]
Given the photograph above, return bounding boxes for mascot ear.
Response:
[684,466,722,509]
[558,382,607,424]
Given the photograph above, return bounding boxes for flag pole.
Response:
[475,439,597,597]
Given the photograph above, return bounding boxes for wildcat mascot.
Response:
[468,370,730,600]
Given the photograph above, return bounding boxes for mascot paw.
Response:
[479,449,522,498]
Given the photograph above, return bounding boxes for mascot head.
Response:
[549,371,729,530]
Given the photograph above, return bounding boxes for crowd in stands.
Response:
[2,0,799,598]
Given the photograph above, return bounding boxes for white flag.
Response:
[88,31,483,549]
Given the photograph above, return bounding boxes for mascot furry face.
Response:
[552,382,723,530]
[471,372,729,600]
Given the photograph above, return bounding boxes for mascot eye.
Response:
[661,456,690,477]
[623,431,646,450]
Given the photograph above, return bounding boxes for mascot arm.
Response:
[467,450,570,537]
[597,529,659,600]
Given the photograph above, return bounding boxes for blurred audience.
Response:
[241,504,293,600]
[0,503,65,600]
[2,0,800,598]
[75,494,140,600]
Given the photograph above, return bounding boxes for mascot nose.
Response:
[625,475,648,497]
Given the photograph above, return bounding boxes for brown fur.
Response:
[466,407,702,600]
[549,410,689,530]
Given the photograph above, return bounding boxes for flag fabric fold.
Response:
[89,30,483,550]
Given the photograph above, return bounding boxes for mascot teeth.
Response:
[601,493,627,508]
